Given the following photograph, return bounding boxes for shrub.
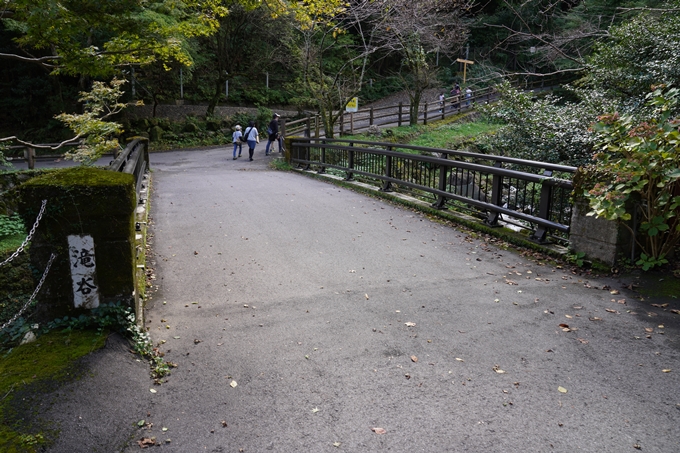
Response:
[582,87,680,270]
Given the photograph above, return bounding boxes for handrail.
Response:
[109,137,149,199]
[289,138,574,242]
[301,138,577,174]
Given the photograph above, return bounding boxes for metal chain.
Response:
[0,253,56,331]
[0,199,47,268]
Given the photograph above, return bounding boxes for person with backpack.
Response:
[232,125,243,160]
[265,113,281,156]
[242,120,259,161]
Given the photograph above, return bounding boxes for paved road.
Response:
[42,145,679,452]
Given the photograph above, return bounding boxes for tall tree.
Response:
[291,0,379,138]
[370,0,471,124]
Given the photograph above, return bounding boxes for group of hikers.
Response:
[438,84,473,112]
[230,113,283,161]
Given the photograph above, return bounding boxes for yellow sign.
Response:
[345,97,359,113]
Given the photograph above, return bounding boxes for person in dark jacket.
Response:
[265,113,281,156]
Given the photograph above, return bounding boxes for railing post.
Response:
[398,103,403,127]
[350,112,354,135]
[340,112,344,136]
[423,102,428,125]
[24,146,36,169]
[485,161,504,226]
[441,99,446,120]
[381,147,393,192]
[531,170,554,243]
[345,142,355,181]
[315,115,320,138]
[370,107,374,126]
[305,114,311,138]
[318,139,326,174]
[433,154,448,209]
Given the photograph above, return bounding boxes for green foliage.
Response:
[583,87,680,269]
[586,7,680,104]
[480,82,616,167]
[55,79,127,164]
[4,0,226,77]
[0,214,25,240]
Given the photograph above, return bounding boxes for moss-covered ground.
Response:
[0,330,107,452]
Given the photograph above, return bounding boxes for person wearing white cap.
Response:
[232,125,243,160]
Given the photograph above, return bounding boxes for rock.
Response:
[20,330,37,345]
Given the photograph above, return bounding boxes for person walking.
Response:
[465,87,472,107]
[232,125,243,160]
[243,120,259,161]
[265,113,281,156]
[438,93,445,113]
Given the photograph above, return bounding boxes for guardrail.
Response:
[108,137,149,199]
[283,87,496,138]
[289,138,576,243]
[283,76,573,138]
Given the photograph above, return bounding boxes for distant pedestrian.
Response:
[438,93,445,112]
[451,84,461,110]
[242,121,259,161]
[265,113,281,156]
[465,87,472,107]
[232,125,242,160]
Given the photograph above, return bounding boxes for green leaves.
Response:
[583,87,680,270]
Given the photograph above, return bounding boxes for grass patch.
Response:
[409,121,499,150]
[0,329,107,452]
[0,234,25,255]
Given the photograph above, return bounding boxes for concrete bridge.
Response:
[30,146,680,452]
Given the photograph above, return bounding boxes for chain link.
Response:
[0,199,47,268]
[0,253,57,331]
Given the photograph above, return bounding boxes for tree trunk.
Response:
[206,76,226,118]
[409,90,422,125]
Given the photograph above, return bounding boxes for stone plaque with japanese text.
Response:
[68,235,100,309]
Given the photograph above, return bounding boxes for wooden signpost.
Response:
[456,58,474,83]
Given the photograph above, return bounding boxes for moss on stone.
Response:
[18,167,137,321]
[0,330,107,452]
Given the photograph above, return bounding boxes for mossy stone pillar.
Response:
[19,167,136,321]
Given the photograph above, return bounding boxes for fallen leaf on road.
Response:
[565,315,573,319]
[644,328,654,333]
[589,317,602,321]
[221,421,228,427]
[371,428,387,435]
[558,386,568,393]
[610,290,620,295]
[333,442,342,447]
[149,389,157,393]
[137,438,156,448]
[671,309,680,315]
[662,369,671,373]
[411,355,418,363]
[455,358,464,362]
[605,308,618,313]
[404,322,416,327]
[312,407,320,413]
[492,365,506,374]
[365,294,369,300]
[230,380,238,388]
[577,338,589,344]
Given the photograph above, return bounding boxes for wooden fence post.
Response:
[24,147,36,169]
[370,107,374,126]
[423,102,428,125]
[398,103,403,127]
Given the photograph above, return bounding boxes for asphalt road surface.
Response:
[40,145,679,452]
